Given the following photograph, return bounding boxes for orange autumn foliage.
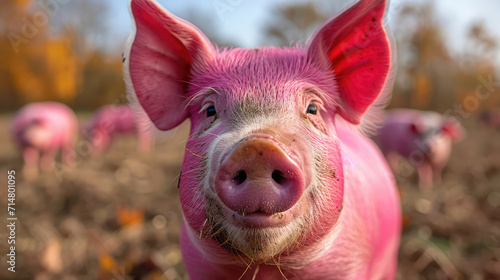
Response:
[116,206,145,228]
[0,0,125,111]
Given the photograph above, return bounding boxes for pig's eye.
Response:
[306,104,317,115]
[206,105,217,117]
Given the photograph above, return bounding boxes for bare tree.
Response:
[262,1,350,47]
[390,3,459,111]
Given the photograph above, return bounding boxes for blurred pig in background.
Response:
[376,109,464,188]
[479,109,500,130]
[10,102,78,179]
[85,104,153,155]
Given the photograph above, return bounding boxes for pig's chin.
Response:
[205,195,308,262]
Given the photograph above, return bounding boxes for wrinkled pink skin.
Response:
[377,109,464,189]
[125,0,401,279]
[10,102,78,178]
[85,105,152,155]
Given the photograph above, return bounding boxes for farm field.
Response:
[0,114,499,280]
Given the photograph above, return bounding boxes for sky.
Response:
[106,0,500,58]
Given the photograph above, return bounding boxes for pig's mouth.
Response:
[205,192,309,261]
[223,198,304,228]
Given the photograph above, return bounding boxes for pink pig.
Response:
[85,104,152,155]
[376,109,464,189]
[10,102,78,178]
[124,0,401,279]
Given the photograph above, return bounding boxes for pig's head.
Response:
[23,119,52,149]
[124,0,393,264]
[441,118,465,141]
[410,113,464,158]
[89,130,111,155]
[84,117,112,155]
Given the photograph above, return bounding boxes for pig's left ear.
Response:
[307,0,391,125]
[124,0,215,131]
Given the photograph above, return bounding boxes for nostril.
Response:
[215,138,306,215]
[232,170,247,185]
[272,170,287,185]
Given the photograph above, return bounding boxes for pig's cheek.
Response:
[193,118,219,138]
[317,141,344,208]
[306,115,328,135]
[178,137,214,231]
[179,180,207,232]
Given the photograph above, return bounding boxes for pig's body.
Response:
[86,105,152,154]
[124,0,401,278]
[377,109,463,188]
[181,124,400,279]
[10,102,77,177]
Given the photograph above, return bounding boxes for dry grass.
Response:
[0,114,498,279]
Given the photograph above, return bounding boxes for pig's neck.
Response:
[180,206,362,280]
[179,196,367,279]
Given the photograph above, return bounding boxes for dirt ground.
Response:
[0,113,499,280]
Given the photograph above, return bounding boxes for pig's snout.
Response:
[214,138,305,215]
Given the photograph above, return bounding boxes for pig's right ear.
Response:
[307,0,391,125]
[124,0,215,131]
